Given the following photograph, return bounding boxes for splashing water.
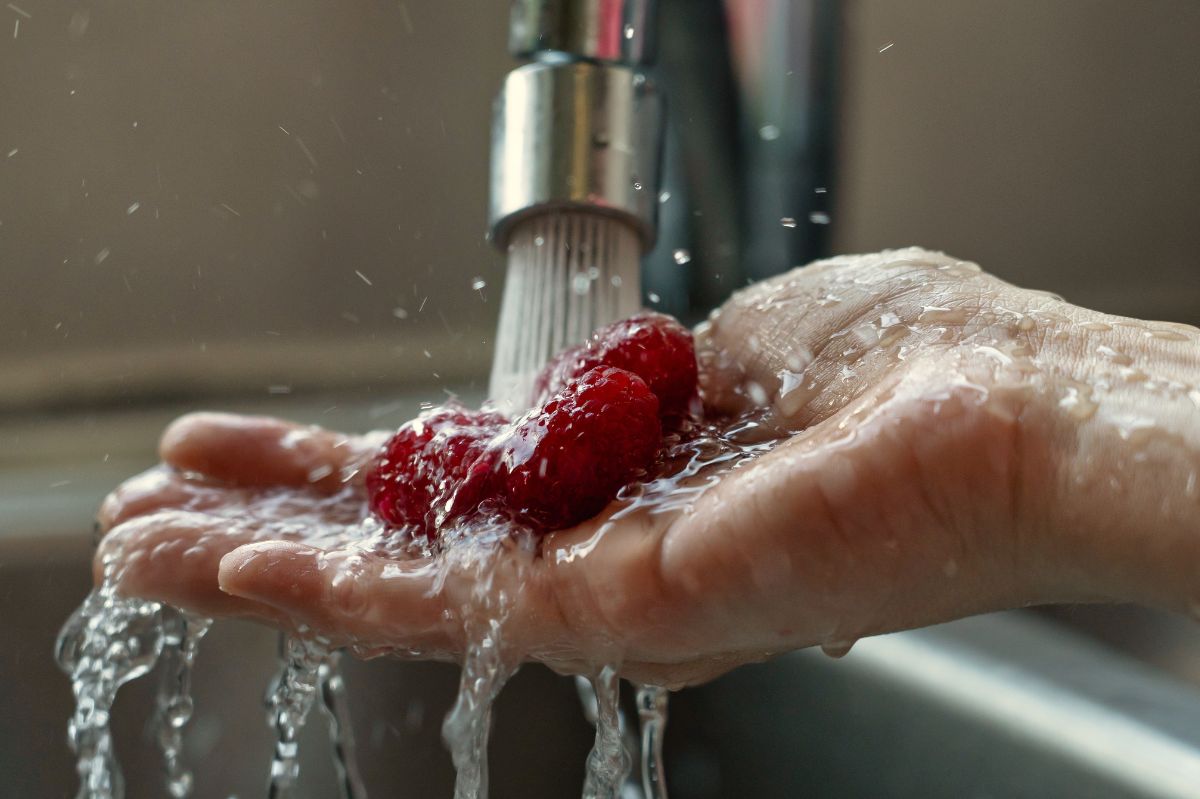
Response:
[439,531,531,799]
[266,633,336,798]
[55,556,172,799]
[318,653,369,799]
[636,685,670,799]
[582,667,634,799]
[489,211,642,415]
[153,608,212,798]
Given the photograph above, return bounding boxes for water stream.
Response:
[153,608,212,798]
[318,652,369,799]
[265,633,335,798]
[55,556,173,799]
[55,207,692,797]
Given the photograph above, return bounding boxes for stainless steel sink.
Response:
[7,399,1200,798]
[9,529,1200,798]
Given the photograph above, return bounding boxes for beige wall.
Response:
[0,1,511,408]
[834,0,1200,321]
[1,1,1196,410]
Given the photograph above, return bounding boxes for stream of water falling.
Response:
[318,652,369,799]
[581,667,634,799]
[54,206,714,797]
[153,608,212,798]
[265,633,336,798]
[55,552,173,799]
[636,686,670,799]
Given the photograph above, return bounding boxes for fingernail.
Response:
[217,541,323,610]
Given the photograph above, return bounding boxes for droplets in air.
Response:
[471,277,487,291]
[780,217,798,229]
[809,212,831,225]
[759,124,781,141]
[658,190,671,204]
[573,273,592,295]
[623,24,635,40]
[672,249,691,266]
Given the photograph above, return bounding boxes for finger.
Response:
[218,540,565,658]
[98,466,238,533]
[98,510,287,623]
[160,412,387,490]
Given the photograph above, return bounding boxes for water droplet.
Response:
[758,125,781,141]
[647,291,661,304]
[632,181,643,191]
[658,190,671,204]
[94,248,110,265]
[392,307,408,319]
[126,202,140,215]
[534,235,545,247]
[745,382,769,406]
[623,23,635,40]
[573,274,592,295]
[672,249,691,265]
[821,640,857,659]
[809,212,831,225]
[780,217,798,229]
[1096,345,1132,366]
[1059,385,1098,420]
[471,277,487,291]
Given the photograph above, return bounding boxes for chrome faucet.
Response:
[489,0,840,332]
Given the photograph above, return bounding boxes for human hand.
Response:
[98,248,1200,687]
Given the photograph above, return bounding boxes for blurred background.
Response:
[2,0,1198,796]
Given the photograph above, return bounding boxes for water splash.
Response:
[489,210,642,415]
[318,652,369,799]
[636,685,670,799]
[153,608,212,798]
[442,614,513,799]
[266,633,335,798]
[582,667,633,799]
[438,527,533,799]
[55,562,167,799]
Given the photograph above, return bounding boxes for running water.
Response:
[266,633,336,798]
[318,652,369,799]
[55,204,757,797]
[489,211,642,415]
[153,608,212,798]
[636,685,670,799]
[581,667,634,799]
[55,556,172,799]
[439,526,533,799]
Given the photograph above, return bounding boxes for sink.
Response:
[7,400,1200,797]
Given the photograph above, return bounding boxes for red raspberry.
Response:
[475,366,662,533]
[365,403,506,538]
[532,312,698,418]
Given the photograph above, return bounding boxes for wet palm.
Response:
[98,248,1200,687]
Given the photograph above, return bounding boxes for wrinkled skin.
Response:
[97,248,1200,688]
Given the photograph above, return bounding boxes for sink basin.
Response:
[7,399,1200,797]
[9,527,1200,798]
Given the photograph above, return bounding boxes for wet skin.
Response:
[97,249,1200,688]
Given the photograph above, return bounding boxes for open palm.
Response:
[100,248,1111,686]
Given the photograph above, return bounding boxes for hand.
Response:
[98,248,1200,687]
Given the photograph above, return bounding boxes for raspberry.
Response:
[476,366,662,533]
[365,403,506,538]
[532,312,698,418]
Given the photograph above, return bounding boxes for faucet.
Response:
[486,0,665,411]
[486,1,840,413]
